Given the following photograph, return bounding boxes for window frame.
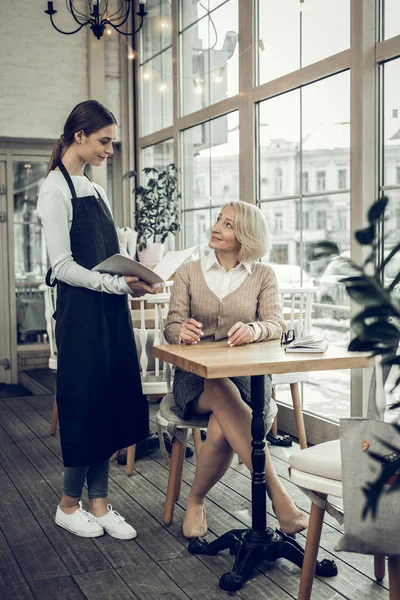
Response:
[134,0,400,444]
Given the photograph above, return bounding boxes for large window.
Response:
[379,58,400,283]
[256,0,350,84]
[141,138,174,170]
[179,0,238,116]
[381,0,400,40]
[139,0,173,136]
[136,1,400,441]
[257,71,351,422]
[181,111,239,249]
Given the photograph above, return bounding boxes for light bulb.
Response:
[159,82,167,92]
[161,21,168,28]
[215,75,223,83]
[127,51,135,60]
[195,85,203,95]
[143,71,151,80]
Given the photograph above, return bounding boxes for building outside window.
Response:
[316,210,327,230]
[274,168,283,193]
[274,212,283,232]
[338,168,347,189]
[316,170,326,191]
[302,171,309,192]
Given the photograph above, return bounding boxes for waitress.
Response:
[38,100,153,539]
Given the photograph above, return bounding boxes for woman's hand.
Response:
[180,318,204,344]
[125,276,156,297]
[227,322,254,346]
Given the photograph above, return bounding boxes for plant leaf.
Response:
[367,196,389,224]
[355,225,375,245]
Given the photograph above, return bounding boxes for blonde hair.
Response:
[221,201,270,262]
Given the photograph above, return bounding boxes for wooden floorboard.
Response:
[0,384,33,399]
[0,376,391,599]
[0,582,35,599]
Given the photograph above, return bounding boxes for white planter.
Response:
[137,241,164,267]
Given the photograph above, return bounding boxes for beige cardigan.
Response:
[164,260,285,345]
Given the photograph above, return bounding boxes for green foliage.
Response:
[123,164,181,250]
[341,196,400,518]
[341,196,400,385]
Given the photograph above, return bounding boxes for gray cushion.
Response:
[159,393,209,428]
[288,439,342,481]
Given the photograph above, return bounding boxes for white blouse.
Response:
[37,171,131,295]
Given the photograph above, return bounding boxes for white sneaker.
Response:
[55,501,104,538]
[92,504,137,540]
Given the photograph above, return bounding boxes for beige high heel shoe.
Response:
[183,505,207,539]
[273,506,309,535]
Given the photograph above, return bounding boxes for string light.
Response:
[109,29,268,95]
[161,21,168,28]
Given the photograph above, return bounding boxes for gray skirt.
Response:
[172,368,276,425]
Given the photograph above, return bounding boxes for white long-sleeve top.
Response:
[37,170,131,294]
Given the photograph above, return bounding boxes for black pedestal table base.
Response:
[188,528,337,592]
[186,374,337,592]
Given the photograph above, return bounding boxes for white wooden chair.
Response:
[39,283,58,436]
[288,441,397,599]
[133,292,172,397]
[271,287,317,449]
[114,292,173,475]
[133,293,204,522]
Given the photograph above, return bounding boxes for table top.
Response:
[152,339,374,379]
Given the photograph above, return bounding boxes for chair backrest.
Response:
[133,292,172,395]
[278,287,316,338]
[39,283,57,370]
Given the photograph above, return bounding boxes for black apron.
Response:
[52,162,148,467]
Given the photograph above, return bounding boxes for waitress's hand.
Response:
[125,276,156,297]
[227,321,254,346]
[179,318,203,344]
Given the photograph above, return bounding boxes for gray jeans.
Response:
[63,459,109,499]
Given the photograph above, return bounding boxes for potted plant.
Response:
[309,196,400,516]
[124,163,181,267]
[341,196,400,517]
[309,198,400,558]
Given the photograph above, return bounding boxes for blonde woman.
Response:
[164,201,308,538]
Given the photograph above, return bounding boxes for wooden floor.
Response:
[0,372,390,599]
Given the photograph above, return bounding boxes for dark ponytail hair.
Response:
[47,100,117,175]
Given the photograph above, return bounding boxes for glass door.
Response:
[0,160,10,383]
[13,159,49,346]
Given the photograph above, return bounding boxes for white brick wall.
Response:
[0,1,121,140]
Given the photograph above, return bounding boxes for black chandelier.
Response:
[45,1,148,40]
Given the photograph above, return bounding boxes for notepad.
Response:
[92,245,198,287]
[284,334,328,353]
